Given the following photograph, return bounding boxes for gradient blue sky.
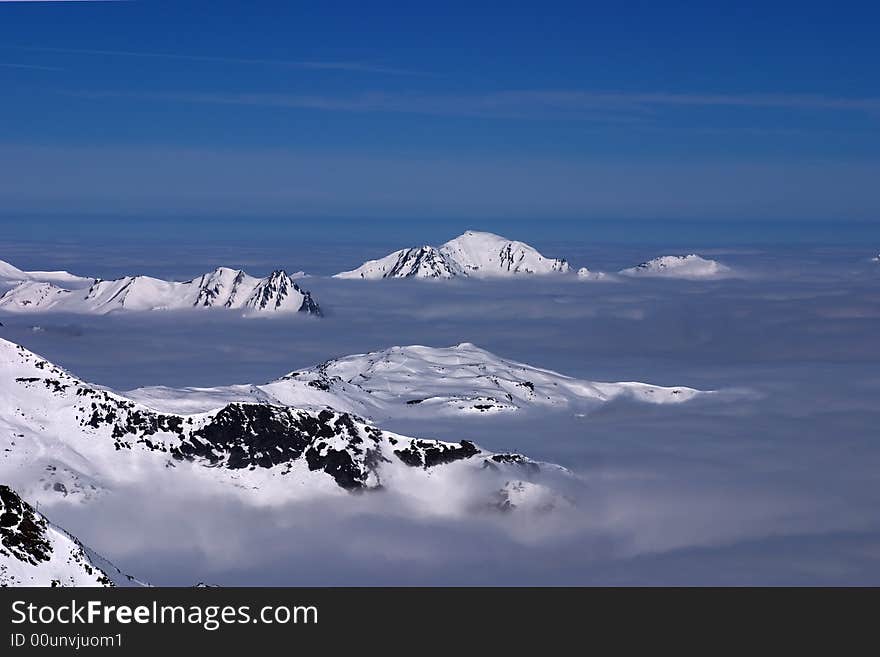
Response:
[1,0,879,239]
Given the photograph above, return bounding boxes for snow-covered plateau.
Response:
[127,342,706,420]
[0,259,91,287]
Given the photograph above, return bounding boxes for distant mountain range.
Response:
[332,231,741,281]
[0,262,320,316]
[0,240,744,320]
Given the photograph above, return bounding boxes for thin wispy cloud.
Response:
[7,45,419,75]
[67,89,650,123]
[575,91,880,112]
[67,88,880,121]
[0,61,62,70]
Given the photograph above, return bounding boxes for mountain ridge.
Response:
[0,266,321,316]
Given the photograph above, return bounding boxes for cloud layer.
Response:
[2,241,879,584]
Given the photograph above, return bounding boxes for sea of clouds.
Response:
[1,239,878,584]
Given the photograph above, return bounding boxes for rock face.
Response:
[0,267,320,316]
[193,267,255,307]
[619,254,732,279]
[333,246,458,280]
[0,484,114,586]
[334,231,570,279]
[242,270,321,314]
[0,338,558,511]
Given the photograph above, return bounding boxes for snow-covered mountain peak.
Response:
[83,275,175,311]
[245,269,321,314]
[439,230,570,277]
[619,254,732,279]
[334,231,569,279]
[193,266,249,307]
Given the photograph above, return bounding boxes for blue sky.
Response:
[1,0,879,237]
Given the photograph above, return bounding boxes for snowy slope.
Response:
[0,339,568,513]
[438,231,570,277]
[0,259,91,287]
[0,260,27,280]
[128,343,706,421]
[0,267,320,315]
[619,255,732,279]
[0,484,118,586]
[335,231,569,279]
[334,246,459,280]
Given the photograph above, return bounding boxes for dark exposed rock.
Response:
[394,440,480,468]
[167,404,384,489]
[0,485,52,566]
[385,247,457,278]
[0,485,115,586]
[484,453,541,475]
